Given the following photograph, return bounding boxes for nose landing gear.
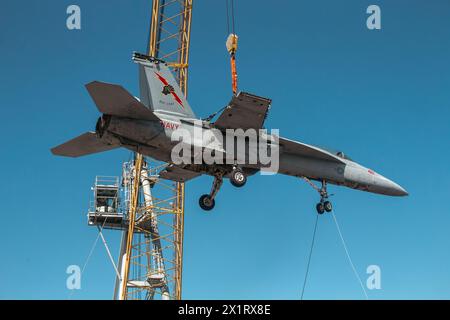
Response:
[302,177,333,215]
[323,200,333,212]
[316,200,333,214]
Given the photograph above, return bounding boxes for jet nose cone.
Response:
[376,176,408,196]
[390,182,408,196]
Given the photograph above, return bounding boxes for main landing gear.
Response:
[230,167,247,188]
[199,173,223,211]
[199,168,248,211]
[302,178,333,215]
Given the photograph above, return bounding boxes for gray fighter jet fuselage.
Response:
[52,53,407,212]
[97,112,406,197]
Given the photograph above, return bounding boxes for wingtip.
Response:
[85,80,100,89]
[50,146,61,156]
[50,146,76,158]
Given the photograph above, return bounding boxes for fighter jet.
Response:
[51,52,408,213]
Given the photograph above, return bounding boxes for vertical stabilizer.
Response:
[134,53,196,119]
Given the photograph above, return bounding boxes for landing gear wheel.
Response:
[199,194,215,211]
[324,201,333,212]
[316,203,325,215]
[230,169,247,188]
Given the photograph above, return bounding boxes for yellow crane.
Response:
[118,0,193,300]
[106,0,235,300]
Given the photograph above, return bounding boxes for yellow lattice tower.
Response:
[119,0,193,300]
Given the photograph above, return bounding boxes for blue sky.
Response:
[1,0,449,299]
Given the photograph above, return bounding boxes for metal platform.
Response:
[88,212,128,230]
[88,176,127,230]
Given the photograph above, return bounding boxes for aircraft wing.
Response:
[279,137,346,164]
[51,132,119,158]
[214,92,271,130]
[158,164,202,182]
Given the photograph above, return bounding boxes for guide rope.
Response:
[331,212,369,300]
[67,218,108,299]
[300,210,369,300]
[97,225,121,280]
[300,214,319,300]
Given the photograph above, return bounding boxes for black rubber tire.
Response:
[316,203,325,215]
[230,169,247,187]
[324,201,332,212]
[199,194,215,211]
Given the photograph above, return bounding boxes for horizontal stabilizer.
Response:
[51,132,119,158]
[85,81,159,121]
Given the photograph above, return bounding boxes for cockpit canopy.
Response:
[321,147,353,161]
